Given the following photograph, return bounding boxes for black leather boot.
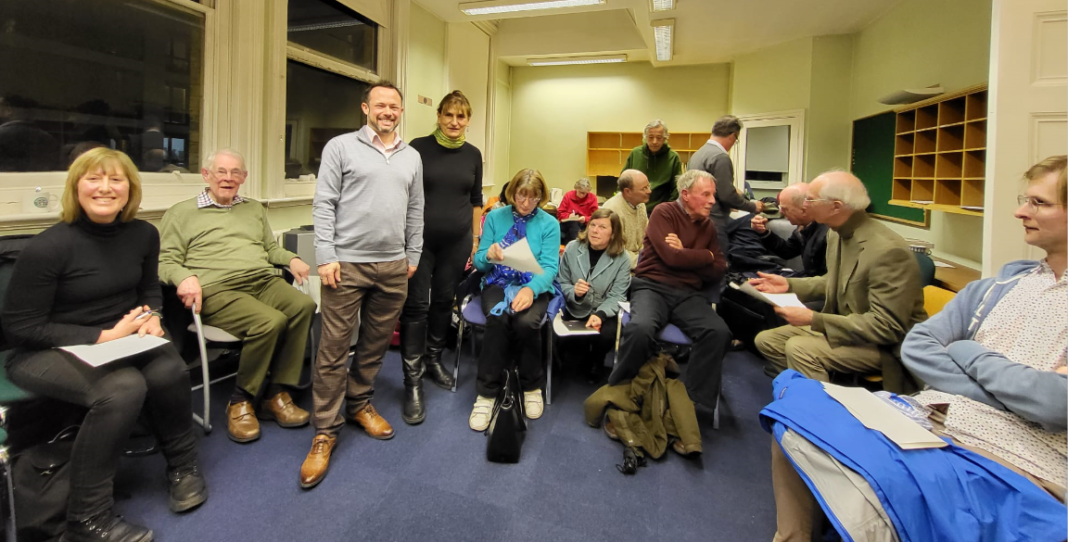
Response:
[400,321,427,425]
[424,309,456,390]
[60,510,153,542]
[167,461,208,513]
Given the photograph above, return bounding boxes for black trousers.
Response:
[8,344,197,521]
[611,277,731,409]
[400,232,472,347]
[560,221,583,245]
[559,309,617,370]
[475,285,550,397]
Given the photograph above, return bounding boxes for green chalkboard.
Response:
[851,111,929,227]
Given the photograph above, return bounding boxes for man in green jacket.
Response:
[159,148,316,444]
[622,119,684,212]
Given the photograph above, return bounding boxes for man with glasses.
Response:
[749,171,926,393]
[751,183,828,277]
[767,156,1068,542]
[160,148,316,444]
[689,115,764,252]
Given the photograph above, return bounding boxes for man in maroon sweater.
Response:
[609,169,731,413]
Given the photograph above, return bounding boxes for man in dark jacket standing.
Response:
[622,119,683,212]
[689,115,764,252]
[611,169,731,414]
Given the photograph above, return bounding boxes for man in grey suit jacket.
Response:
[689,115,764,251]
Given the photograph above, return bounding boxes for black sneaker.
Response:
[60,511,153,542]
[167,462,208,513]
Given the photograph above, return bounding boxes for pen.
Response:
[134,308,161,321]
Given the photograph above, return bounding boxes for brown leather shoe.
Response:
[299,434,337,489]
[350,403,394,440]
[603,416,619,441]
[258,391,310,428]
[227,401,260,443]
[672,438,702,457]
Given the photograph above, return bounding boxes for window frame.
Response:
[0,0,217,228]
[731,109,807,192]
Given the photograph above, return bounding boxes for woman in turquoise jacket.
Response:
[469,169,560,431]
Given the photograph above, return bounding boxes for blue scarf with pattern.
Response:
[484,209,536,291]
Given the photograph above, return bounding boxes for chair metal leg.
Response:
[713,395,720,430]
[1,447,15,542]
[451,319,464,393]
[545,324,552,405]
[191,309,213,434]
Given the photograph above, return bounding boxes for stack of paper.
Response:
[822,382,946,450]
[729,281,806,308]
[552,314,599,336]
[59,335,171,367]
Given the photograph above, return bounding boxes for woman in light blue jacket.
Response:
[558,209,631,382]
[469,169,560,431]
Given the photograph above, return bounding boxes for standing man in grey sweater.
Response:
[300,81,424,489]
[689,115,764,252]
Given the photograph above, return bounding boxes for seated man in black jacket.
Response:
[751,183,827,277]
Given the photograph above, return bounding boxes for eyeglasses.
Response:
[514,194,541,204]
[1017,195,1059,213]
[803,196,832,205]
[212,168,247,178]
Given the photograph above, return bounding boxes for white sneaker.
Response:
[469,395,495,431]
[523,389,544,420]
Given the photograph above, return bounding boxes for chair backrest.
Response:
[914,252,936,287]
[922,285,955,317]
[0,235,35,351]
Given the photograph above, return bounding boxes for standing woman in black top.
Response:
[401,90,483,424]
[3,148,207,542]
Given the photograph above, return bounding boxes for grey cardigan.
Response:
[558,240,632,319]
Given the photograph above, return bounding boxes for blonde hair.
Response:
[505,168,549,206]
[1024,155,1067,207]
[60,148,142,224]
[438,90,472,118]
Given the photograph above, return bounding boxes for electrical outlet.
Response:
[418,95,433,107]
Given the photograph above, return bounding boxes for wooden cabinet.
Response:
[890,85,987,216]
[585,131,712,177]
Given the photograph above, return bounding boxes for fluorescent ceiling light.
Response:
[527,54,627,66]
[459,0,604,16]
[651,19,674,62]
[650,0,675,11]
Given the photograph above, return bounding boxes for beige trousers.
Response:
[755,325,893,382]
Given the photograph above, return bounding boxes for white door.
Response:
[983,0,1068,276]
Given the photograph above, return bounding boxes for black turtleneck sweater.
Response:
[2,217,162,350]
[409,135,483,244]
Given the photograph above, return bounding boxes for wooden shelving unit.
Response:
[585,131,712,177]
[889,85,987,216]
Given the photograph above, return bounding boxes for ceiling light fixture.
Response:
[649,0,675,11]
[527,54,627,66]
[459,0,604,16]
[651,19,674,62]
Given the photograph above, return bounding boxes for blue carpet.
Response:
[112,341,779,541]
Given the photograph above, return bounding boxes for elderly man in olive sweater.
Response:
[610,169,732,414]
[159,148,315,445]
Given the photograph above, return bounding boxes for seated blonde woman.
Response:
[557,209,631,382]
[469,169,560,431]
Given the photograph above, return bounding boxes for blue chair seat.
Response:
[619,311,692,345]
[462,298,487,326]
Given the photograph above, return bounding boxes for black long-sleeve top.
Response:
[759,222,829,277]
[409,135,483,244]
[2,217,162,350]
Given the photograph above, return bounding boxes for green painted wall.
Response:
[806,35,854,179]
[406,3,447,138]
[731,37,813,117]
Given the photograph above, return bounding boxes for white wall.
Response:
[446,23,491,153]
[509,61,731,192]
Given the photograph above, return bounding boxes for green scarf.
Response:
[433,126,465,149]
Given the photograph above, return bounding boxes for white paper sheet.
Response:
[59,335,171,367]
[731,281,806,308]
[822,382,947,450]
[552,314,599,336]
[933,261,954,268]
[499,238,544,274]
[561,214,585,223]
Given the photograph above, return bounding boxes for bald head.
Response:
[618,169,651,205]
[778,183,811,226]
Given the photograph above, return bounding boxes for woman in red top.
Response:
[558,177,599,244]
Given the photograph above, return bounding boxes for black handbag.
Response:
[13,425,79,542]
[485,368,526,463]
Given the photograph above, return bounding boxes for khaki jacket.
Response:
[787,211,927,392]
[583,354,701,458]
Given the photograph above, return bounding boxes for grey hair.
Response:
[618,169,640,191]
[818,172,871,210]
[643,119,670,141]
[711,115,743,137]
[575,177,592,191]
[676,169,715,194]
[203,148,247,171]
